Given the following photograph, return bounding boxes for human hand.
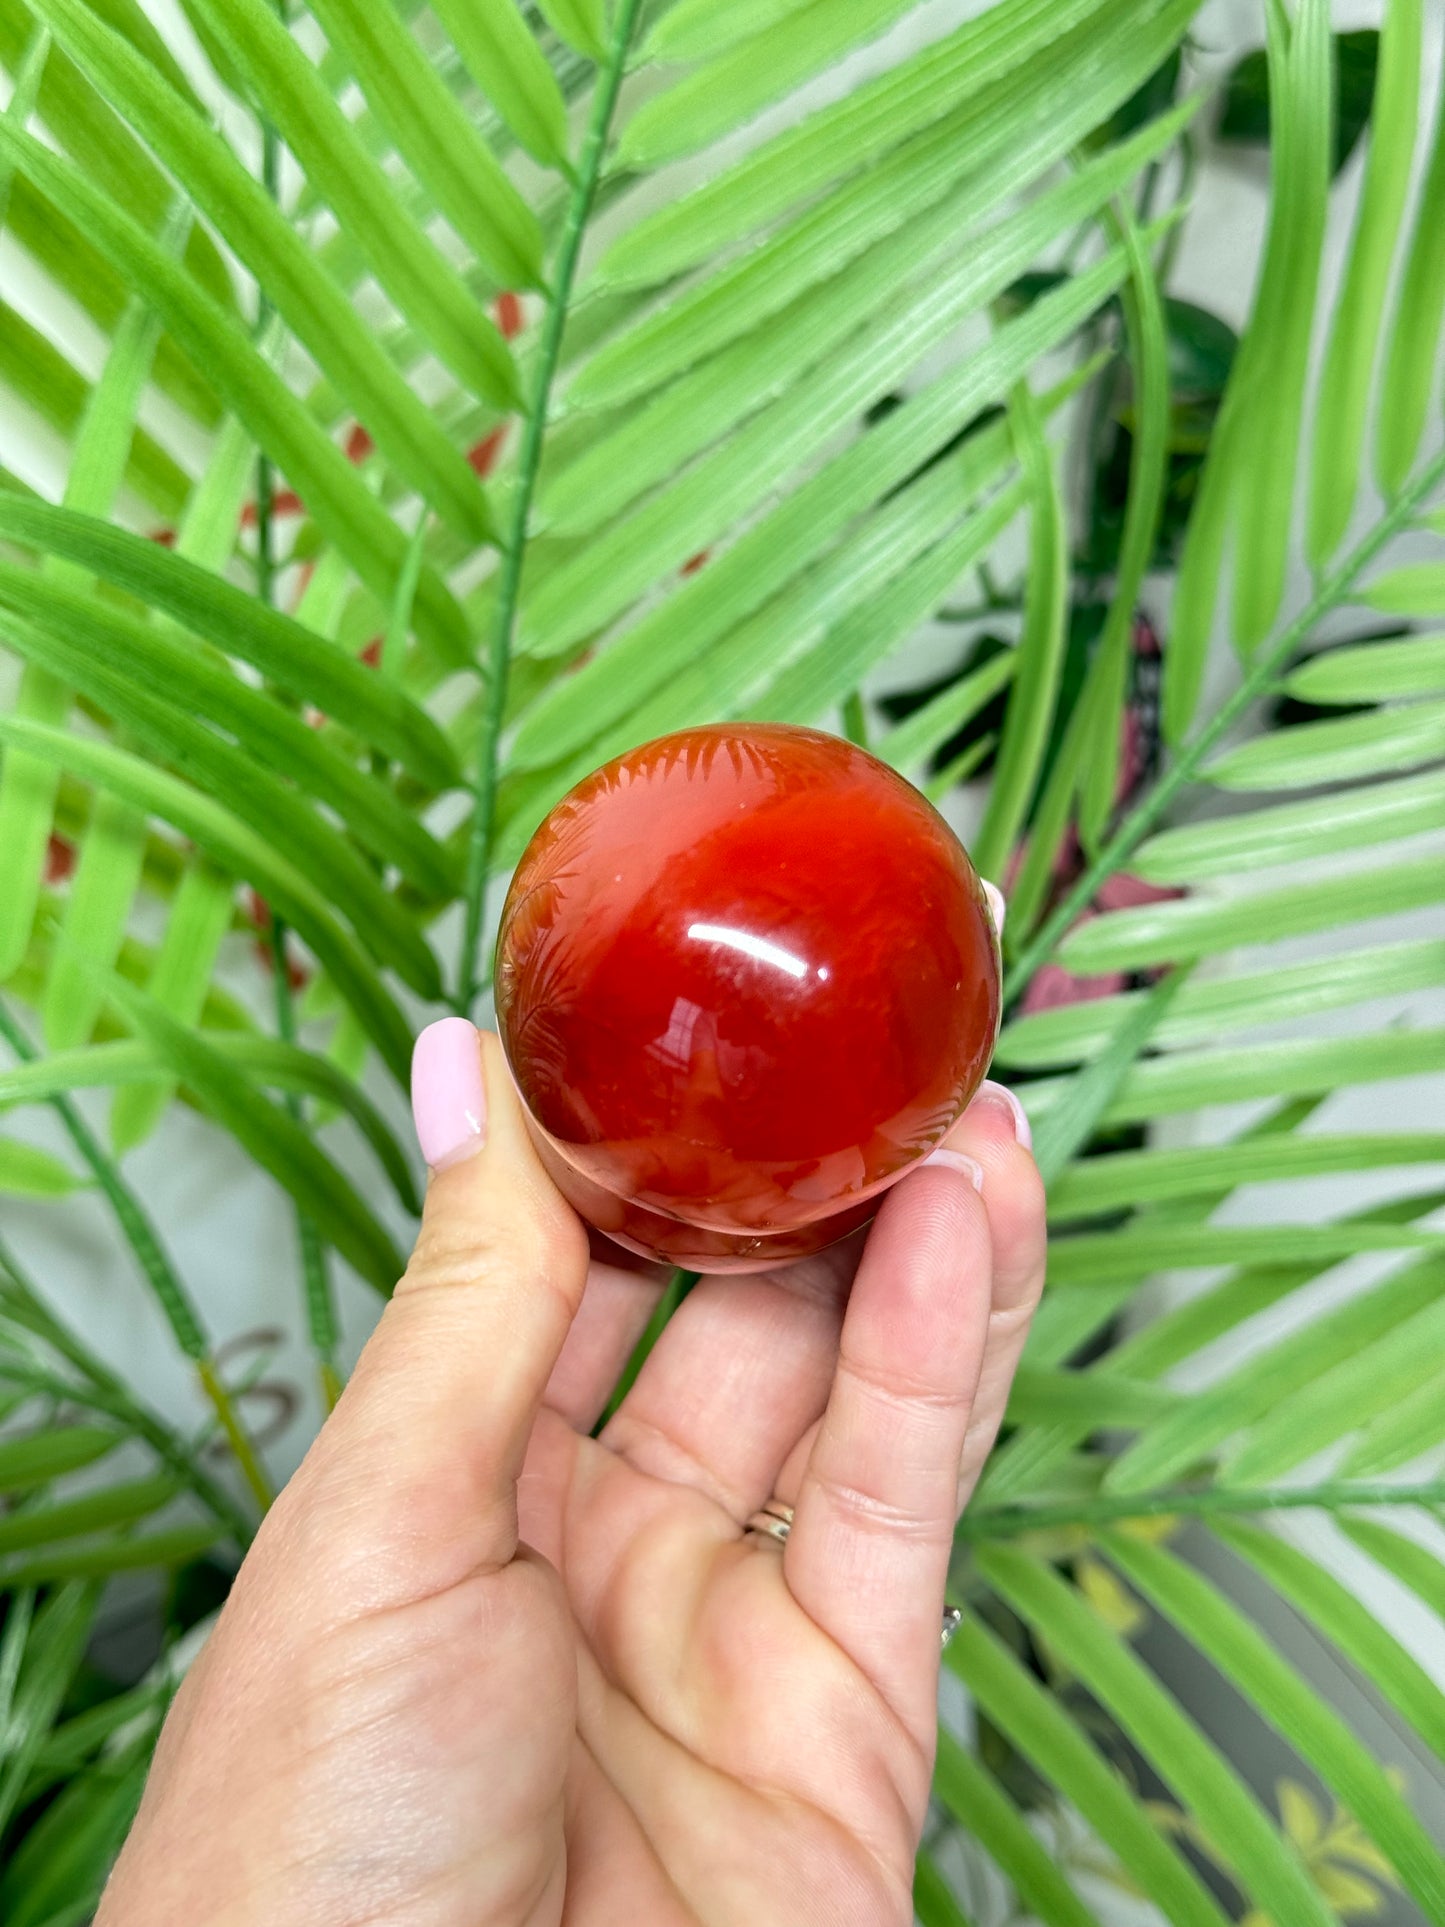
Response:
[99,1019,1044,1927]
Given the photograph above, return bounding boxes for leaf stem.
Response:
[253,42,340,1411]
[0,1234,254,1549]
[0,996,273,1512]
[1004,441,1445,1006]
[597,1267,696,1432]
[957,1477,1445,1542]
[265,914,340,1409]
[454,0,644,1016]
[841,691,870,748]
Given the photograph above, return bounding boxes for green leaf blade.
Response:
[0,1426,117,1490]
[932,1724,1103,1927]
[24,0,498,544]
[978,1546,1337,1927]
[535,0,607,60]
[0,498,460,788]
[616,0,921,170]
[0,564,459,899]
[1102,1532,1445,1924]
[0,1472,176,1555]
[1376,39,1445,494]
[1306,0,1423,565]
[0,609,443,1000]
[0,719,415,1085]
[1057,854,1445,974]
[603,0,1170,280]
[1132,768,1445,881]
[971,390,1068,882]
[1105,1248,1445,1495]
[108,862,236,1153]
[0,1034,421,1217]
[1231,0,1332,651]
[1222,1291,1445,1485]
[1285,632,1445,702]
[1217,1517,1445,1762]
[947,1611,1231,1927]
[306,0,545,289]
[182,0,520,406]
[429,0,570,167]
[103,974,407,1294]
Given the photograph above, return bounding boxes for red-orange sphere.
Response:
[495,724,1000,1270]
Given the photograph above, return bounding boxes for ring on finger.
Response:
[744,1500,794,1545]
[746,1502,965,1650]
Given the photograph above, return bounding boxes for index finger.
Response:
[277,1022,590,1612]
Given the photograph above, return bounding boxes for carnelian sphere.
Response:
[494,724,1000,1271]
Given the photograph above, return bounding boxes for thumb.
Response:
[274,1019,590,1612]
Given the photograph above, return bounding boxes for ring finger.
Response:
[598,1234,864,1522]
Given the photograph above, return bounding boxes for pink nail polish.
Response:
[411,1019,487,1170]
[920,1146,985,1192]
[971,1079,1032,1152]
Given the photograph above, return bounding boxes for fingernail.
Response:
[982,880,1006,940]
[970,1079,1032,1152]
[411,1018,487,1171]
[920,1146,985,1192]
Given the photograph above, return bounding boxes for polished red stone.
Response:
[495,724,1000,1270]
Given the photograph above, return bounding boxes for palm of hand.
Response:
[518,1146,1040,1927]
[534,1439,924,1926]
[99,1050,1041,1927]
[526,1315,931,1926]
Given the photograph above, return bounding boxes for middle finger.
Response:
[598,1234,862,1521]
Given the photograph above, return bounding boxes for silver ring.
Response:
[748,1502,965,1651]
[744,1501,794,1545]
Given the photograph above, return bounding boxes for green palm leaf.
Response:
[1230,0,1332,651]
[620,0,924,169]
[1057,855,1445,972]
[24,0,500,538]
[1339,1518,1445,1616]
[101,973,406,1294]
[0,610,441,998]
[972,385,1068,880]
[0,498,458,785]
[0,122,474,666]
[979,1546,1336,1927]
[1375,19,1445,492]
[598,0,1152,285]
[1306,0,1423,562]
[999,937,1445,1067]
[0,568,456,897]
[307,0,544,289]
[0,0,232,306]
[0,718,413,1083]
[933,1722,1104,1927]
[946,1611,1231,1926]
[181,0,519,406]
[0,1428,117,1491]
[1105,1248,1445,1494]
[0,1035,419,1215]
[429,0,570,168]
[1102,1533,1445,1921]
[1214,1520,1445,1757]
[1341,1374,1445,1476]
